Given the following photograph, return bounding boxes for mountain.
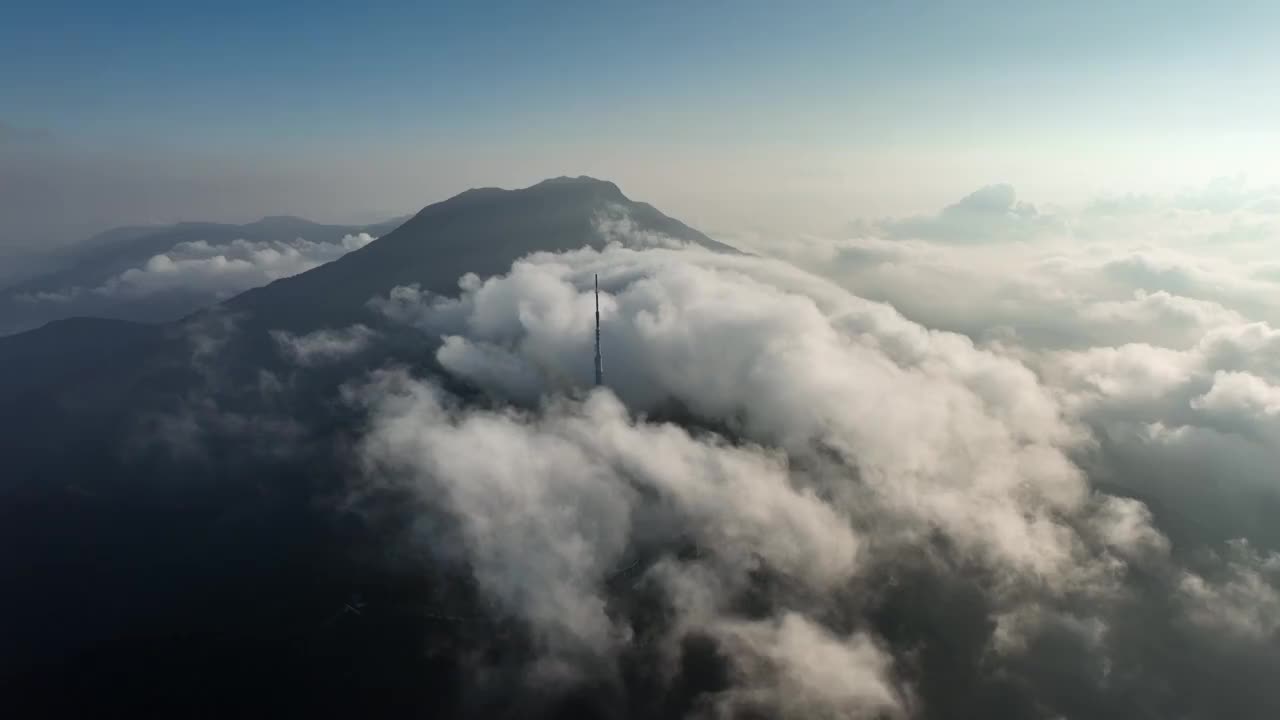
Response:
[0,176,728,450]
[1,176,731,436]
[0,215,407,336]
[226,176,734,333]
[0,316,162,402]
[0,177,738,711]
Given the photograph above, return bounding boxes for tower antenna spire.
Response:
[593,274,604,387]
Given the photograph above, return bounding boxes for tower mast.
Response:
[593,274,604,387]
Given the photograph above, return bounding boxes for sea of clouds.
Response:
[245,182,1280,717]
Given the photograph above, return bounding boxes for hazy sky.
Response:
[4,0,1279,248]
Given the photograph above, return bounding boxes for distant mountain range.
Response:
[0,215,407,336]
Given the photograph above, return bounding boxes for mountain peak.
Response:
[531,175,625,197]
[246,215,318,229]
[225,176,732,332]
[444,176,627,210]
[533,175,614,186]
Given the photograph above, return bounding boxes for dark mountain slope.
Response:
[0,316,163,401]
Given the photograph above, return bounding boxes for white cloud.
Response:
[348,372,864,690]
[594,204,693,250]
[874,184,1067,244]
[271,324,378,366]
[109,233,374,298]
[1192,371,1280,418]
[373,245,1108,585]
[708,613,906,719]
[26,233,376,303]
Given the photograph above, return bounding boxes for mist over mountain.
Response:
[0,215,406,336]
[2,177,1279,719]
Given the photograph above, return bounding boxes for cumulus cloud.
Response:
[1191,370,1280,418]
[872,184,1067,244]
[349,372,864,683]
[706,613,906,719]
[1038,317,1280,550]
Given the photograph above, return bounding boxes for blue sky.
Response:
[3,1,1279,244]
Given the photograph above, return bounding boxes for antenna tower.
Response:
[594,274,604,387]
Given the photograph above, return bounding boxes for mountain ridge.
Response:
[221,176,735,333]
